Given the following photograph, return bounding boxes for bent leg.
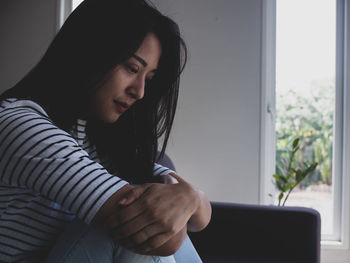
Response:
[45,220,114,263]
[173,235,202,263]
[113,247,175,263]
[45,219,176,263]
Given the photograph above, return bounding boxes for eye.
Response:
[125,64,139,74]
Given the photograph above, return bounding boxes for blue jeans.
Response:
[45,220,202,263]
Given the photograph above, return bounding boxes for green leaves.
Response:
[271,137,318,206]
[278,193,284,205]
[276,84,333,187]
[292,137,300,150]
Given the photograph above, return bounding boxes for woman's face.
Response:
[90,33,162,123]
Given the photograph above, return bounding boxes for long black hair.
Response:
[0,0,187,184]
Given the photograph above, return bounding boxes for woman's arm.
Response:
[92,183,188,256]
[104,173,211,255]
[0,101,129,225]
[92,172,211,256]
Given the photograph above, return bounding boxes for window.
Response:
[276,0,336,238]
[262,0,350,260]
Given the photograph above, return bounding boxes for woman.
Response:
[0,0,211,262]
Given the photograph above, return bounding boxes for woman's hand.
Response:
[106,174,200,254]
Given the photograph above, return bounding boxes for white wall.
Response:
[0,0,57,93]
[0,0,263,204]
[154,0,263,204]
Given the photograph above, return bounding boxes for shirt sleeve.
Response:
[153,163,175,176]
[0,100,128,224]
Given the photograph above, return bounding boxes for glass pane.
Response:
[275,0,336,235]
[72,0,84,10]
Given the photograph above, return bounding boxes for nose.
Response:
[128,76,145,100]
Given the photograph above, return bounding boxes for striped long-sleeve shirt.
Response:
[0,98,173,262]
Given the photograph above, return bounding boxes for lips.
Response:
[113,100,130,113]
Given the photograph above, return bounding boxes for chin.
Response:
[101,113,120,124]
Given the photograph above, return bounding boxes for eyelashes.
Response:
[124,63,155,84]
[126,64,139,74]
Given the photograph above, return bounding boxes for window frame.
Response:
[260,0,350,260]
[56,0,72,32]
[260,0,277,206]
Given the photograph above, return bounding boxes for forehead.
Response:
[134,33,162,68]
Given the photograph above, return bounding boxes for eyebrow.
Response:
[132,54,158,73]
[132,54,147,67]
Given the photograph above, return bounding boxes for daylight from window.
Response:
[72,0,83,10]
[275,0,336,235]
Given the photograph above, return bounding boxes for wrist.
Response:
[188,188,211,232]
[191,187,202,215]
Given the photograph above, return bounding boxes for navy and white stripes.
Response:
[0,99,173,262]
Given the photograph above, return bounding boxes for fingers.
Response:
[115,222,159,249]
[163,174,178,184]
[112,198,173,241]
[115,210,186,252]
[103,184,153,230]
[105,180,193,254]
[104,202,144,230]
[167,173,185,184]
[133,232,174,254]
[119,224,175,254]
[112,210,154,240]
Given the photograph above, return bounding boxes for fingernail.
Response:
[119,198,127,204]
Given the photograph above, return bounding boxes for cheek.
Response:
[95,80,118,100]
[89,69,127,110]
[92,87,108,107]
[90,83,111,111]
[104,75,127,96]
